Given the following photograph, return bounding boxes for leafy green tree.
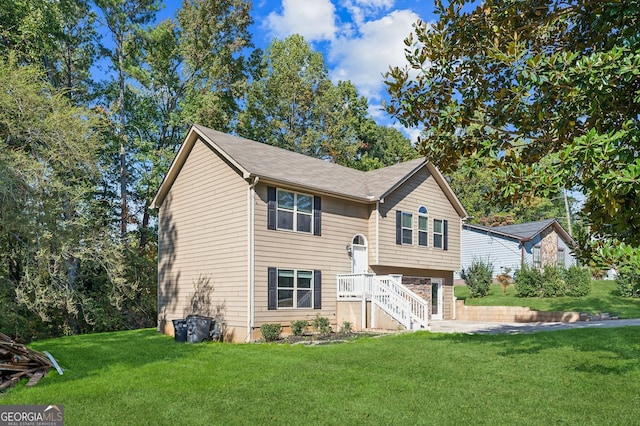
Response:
[447,158,570,227]
[0,58,132,336]
[94,0,160,238]
[50,0,98,101]
[122,0,253,249]
[0,0,97,101]
[385,1,640,248]
[178,0,254,133]
[238,34,369,165]
[350,119,419,171]
[0,0,61,63]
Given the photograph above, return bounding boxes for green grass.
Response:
[2,328,640,425]
[455,279,640,318]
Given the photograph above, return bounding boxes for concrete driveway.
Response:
[429,319,640,335]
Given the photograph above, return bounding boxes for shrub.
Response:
[340,321,353,334]
[514,264,544,297]
[563,266,591,297]
[496,268,513,295]
[616,270,640,297]
[290,320,308,336]
[311,315,332,334]
[541,266,567,297]
[260,323,282,342]
[460,257,494,298]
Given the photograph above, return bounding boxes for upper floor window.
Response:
[401,212,413,244]
[418,206,428,247]
[267,187,321,235]
[277,189,312,232]
[433,219,444,248]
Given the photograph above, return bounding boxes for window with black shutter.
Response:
[268,267,321,309]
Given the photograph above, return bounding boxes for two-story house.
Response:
[152,125,468,342]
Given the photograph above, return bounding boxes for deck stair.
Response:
[337,274,429,330]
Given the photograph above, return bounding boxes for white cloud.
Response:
[265,0,338,42]
[328,9,419,101]
[392,122,422,143]
[342,0,395,26]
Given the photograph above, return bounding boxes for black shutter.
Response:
[313,196,321,236]
[268,267,277,310]
[313,269,322,309]
[267,187,276,230]
[396,210,402,244]
[443,220,449,251]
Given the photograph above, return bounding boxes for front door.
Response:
[431,278,443,320]
[351,235,368,274]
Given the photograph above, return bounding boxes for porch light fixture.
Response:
[346,244,352,257]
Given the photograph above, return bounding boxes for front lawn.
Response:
[2,328,640,425]
[455,279,640,318]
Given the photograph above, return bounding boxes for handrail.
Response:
[374,276,429,330]
[337,273,374,299]
[337,273,429,330]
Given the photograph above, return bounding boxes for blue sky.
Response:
[157,0,438,139]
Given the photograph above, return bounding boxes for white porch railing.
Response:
[337,273,374,299]
[336,273,429,330]
[373,275,428,330]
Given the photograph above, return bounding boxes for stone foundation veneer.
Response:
[455,299,581,322]
[401,276,431,301]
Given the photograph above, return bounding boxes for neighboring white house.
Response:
[457,219,577,280]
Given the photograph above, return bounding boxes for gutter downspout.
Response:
[247,176,259,342]
[375,201,380,265]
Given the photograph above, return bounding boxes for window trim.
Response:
[268,267,321,310]
[557,248,565,267]
[532,245,542,269]
[276,268,314,309]
[276,188,313,234]
[433,218,444,249]
[401,211,413,245]
[267,186,322,236]
[418,206,428,247]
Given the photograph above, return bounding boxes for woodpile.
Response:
[0,332,52,391]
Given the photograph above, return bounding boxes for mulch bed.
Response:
[274,331,385,345]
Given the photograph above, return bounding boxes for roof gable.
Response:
[152,124,468,218]
[464,219,574,244]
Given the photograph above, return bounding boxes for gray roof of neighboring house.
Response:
[464,219,574,244]
[152,124,467,218]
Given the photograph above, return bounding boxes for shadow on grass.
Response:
[456,281,640,318]
[23,325,640,390]
[27,328,217,382]
[433,326,640,375]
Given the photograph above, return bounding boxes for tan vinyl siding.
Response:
[253,183,368,328]
[368,203,379,265]
[376,167,461,271]
[157,138,249,340]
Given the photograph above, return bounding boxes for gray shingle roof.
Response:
[491,219,558,239]
[194,124,426,201]
[464,219,573,243]
[152,124,467,218]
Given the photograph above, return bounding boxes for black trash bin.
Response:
[186,315,213,343]
[172,319,187,343]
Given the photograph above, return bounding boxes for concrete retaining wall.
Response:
[455,299,581,322]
